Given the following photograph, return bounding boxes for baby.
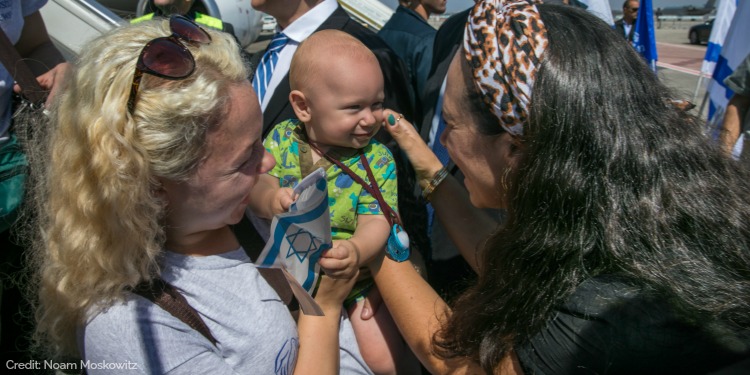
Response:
[249,30,418,374]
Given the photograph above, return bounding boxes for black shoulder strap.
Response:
[132,278,218,346]
[230,214,266,262]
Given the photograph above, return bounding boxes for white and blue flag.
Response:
[571,0,614,26]
[255,168,332,294]
[632,0,658,72]
[706,0,750,157]
[700,0,737,77]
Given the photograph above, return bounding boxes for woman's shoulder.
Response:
[516,275,750,374]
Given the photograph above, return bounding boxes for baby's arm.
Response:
[248,174,295,219]
[349,214,391,266]
[319,214,390,279]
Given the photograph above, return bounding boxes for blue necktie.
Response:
[431,117,450,166]
[430,78,450,166]
[252,33,289,103]
[426,84,450,236]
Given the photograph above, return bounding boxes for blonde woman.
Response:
[25,17,369,374]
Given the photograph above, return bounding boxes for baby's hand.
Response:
[319,240,360,279]
[271,188,295,215]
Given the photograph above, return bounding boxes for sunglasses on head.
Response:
[127,15,212,113]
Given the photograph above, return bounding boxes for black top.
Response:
[516,276,750,375]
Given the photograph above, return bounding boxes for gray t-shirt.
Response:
[79,248,372,374]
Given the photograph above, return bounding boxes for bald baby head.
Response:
[289,30,380,92]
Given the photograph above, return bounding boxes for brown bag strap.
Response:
[0,28,46,104]
[132,278,218,346]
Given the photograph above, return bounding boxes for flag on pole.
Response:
[571,0,615,26]
[700,0,737,77]
[255,168,332,294]
[706,0,750,157]
[632,0,658,72]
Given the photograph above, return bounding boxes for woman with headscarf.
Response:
[370,1,750,374]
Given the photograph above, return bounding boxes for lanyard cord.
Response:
[307,141,401,227]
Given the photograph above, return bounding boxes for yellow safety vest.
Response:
[130,12,224,31]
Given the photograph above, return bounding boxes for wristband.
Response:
[421,166,449,201]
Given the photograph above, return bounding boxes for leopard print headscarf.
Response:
[464,0,548,135]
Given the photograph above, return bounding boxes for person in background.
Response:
[368,1,750,373]
[378,0,447,117]
[656,7,663,29]
[719,53,750,161]
[25,17,363,373]
[615,0,639,42]
[1,0,68,365]
[0,0,67,144]
[131,0,235,40]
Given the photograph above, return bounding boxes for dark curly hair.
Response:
[435,4,750,372]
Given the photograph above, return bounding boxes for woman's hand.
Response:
[382,109,444,188]
[296,273,359,375]
[314,272,359,311]
[14,62,70,107]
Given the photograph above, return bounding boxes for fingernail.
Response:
[387,114,396,126]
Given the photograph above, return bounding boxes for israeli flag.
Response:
[255,168,332,294]
[706,0,750,157]
[571,0,614,26]
[700,0,737,77]
[632,0,658,72]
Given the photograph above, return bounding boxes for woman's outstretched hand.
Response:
[382,109,444,188]
[314,271,359,312]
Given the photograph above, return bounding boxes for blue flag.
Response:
[706,0,750,156]
[632,0,658,72]
[700,0,737,77]
[255,168,332,293]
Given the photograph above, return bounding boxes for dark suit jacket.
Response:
[415,9,504,300]
[418,8,469,141]
[614,18,635,42]
[251,6,414,140]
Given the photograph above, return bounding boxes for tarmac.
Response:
[653,22,711,120]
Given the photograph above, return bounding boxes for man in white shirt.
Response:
[614,0,639,42]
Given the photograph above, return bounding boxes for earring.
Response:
[500,167,511,192]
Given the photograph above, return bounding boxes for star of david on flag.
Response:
[286,229,324,262]
[255,168,332,294]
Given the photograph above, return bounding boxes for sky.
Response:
[377,0,712,14]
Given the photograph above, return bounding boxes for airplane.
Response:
[657,0,716,17]
[41,0,394,60]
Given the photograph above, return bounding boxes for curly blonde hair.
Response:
[23,19,249,359]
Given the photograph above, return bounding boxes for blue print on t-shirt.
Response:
[274,337,299,375]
